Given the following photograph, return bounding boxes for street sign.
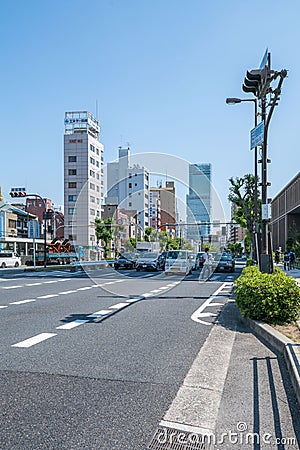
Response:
[250,121,264,149]
[28,221,40,239]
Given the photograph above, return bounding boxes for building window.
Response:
[68,208,75,214]
[90,183,95,190]
[135,183,137,186]
[90,196,95,203]
[68,195,77,201]
[96,148,99,155]
[129,202,132,207]
[90,170,95,177]
[68,182,77,188]
[96,161,99,167]
[68,169,77,176]
[68,156,77,162]
[90,209,95,215]
[96,173,100,180]
[90,157,95,165]
[8,219,16,228]
[96,186,100,192]
[90,144,95,152]
[129,183,132,188]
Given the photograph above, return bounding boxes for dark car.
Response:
[215,253,235,272]
[114,252,138,270]
[136,252,165,271]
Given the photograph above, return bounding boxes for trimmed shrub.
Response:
[234,266,300,324]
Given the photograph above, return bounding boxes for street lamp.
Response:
[226,97,259,264]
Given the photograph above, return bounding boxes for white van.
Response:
[164,250,193,275]
[0,252,22,268]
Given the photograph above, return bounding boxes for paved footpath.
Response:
[147,287,300,450]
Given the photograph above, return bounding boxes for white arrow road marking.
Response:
[191,283,228,325]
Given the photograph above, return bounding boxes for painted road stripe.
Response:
[87,310,111,318]
[58,290,77,295]
[109,302,128,309]
[77,286,93,291]
[10,299,36,305]
[25,283,42,286]
[2,285,22,289]
[161,313,236,433]
[44,281,59,284]
[12,333,57,348]
[0,305,8,309]
[149,289,162,293]
[37,294,59,299]
[56,320,88,330]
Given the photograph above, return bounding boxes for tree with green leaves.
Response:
[95,217,115,259]
[228,174,260,257]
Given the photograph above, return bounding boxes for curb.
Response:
[241,315,300,407]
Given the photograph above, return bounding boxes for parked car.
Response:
[164,250,193,275]
[215,253,235,272]
[0,251,21,268]
[136,252,164,271]
[114,252,138,270]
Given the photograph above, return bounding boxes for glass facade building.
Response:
[186,163,212,241]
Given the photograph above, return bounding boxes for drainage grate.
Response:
[146,427,211,450]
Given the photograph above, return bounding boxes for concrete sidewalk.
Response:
[147,271,300,450]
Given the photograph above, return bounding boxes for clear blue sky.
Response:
[1,0,299,219]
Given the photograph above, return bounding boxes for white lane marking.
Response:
[56,320,88,330]
[142,292,153,297]
[149,289,162,293]
[25,282,42,286]
[10,299,36,305]
[58,290,77,295]
[77,286,93,291]
[109,302,129,309]
[161,319,236,432]
[37,294,59,299]
[12,333,57,348]
[44,281,59,284]
[2,285,22,289]
[0,305,8,308]
[0,278,9,281]
[191,283,228,326]
[87,310,111,317]
[126,297,141,303]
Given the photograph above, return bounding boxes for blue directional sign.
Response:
[28,221,40,239]
[250,121,264,150]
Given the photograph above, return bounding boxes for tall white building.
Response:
[106,147,149,230]
[64,111,104,258]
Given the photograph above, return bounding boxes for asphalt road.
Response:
[0,263,299,449]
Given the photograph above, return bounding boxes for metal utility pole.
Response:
[242,50,287,273]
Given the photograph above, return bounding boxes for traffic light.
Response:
[10,189,26,198]
[242,68,269,98]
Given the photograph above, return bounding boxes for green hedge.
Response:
[234,266,300,324]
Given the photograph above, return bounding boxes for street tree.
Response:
[95,217,115,258]
[228,174,260,256]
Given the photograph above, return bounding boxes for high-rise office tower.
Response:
[64,111,104,258]
[186,163,212,241]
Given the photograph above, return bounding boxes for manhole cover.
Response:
[146,427,211,450]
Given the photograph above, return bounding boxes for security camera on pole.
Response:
[242,49,287,273]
